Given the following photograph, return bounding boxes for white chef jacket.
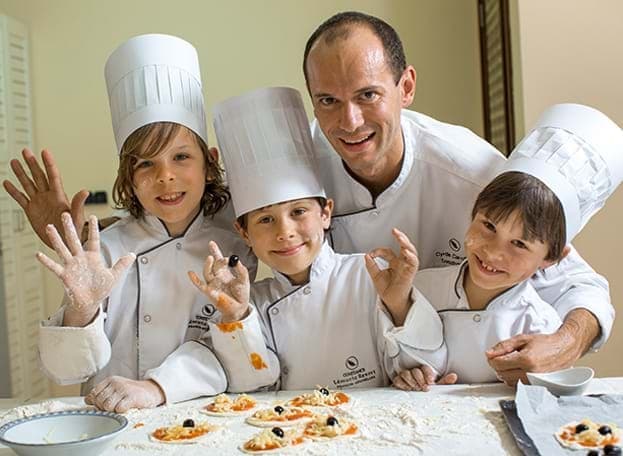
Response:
[214,242,447,391]
[413,262,563,383]
[38,204,263,404]
[311,109,613,349]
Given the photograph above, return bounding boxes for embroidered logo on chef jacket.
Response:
[434,238,465,266]
[188,304,220,331]
[345,356,359,370]
[332,356,376,387]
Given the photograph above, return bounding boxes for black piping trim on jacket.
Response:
[331,206,377,219]
[264,285,304,386]
[134,209,203,379]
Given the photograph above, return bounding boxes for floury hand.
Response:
[36,212,135,326]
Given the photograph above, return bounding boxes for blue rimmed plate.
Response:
[0,409,127,456]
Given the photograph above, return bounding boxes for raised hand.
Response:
[85,376,165,413]
[188,241,250,322]
[2,148,89,248]
[365,228,420,326]
[392,365,458,392]
[36,212,135,326]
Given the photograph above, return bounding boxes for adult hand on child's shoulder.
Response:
[2,148,88,248]
[188,240,250,322]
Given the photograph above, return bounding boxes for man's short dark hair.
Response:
[303,11,407,87]
[471,172,566,262]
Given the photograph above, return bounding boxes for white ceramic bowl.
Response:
[526,366,594,396]
[0,409,127,456]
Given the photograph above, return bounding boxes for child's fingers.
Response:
[367,247,396,264]
[188,271,209,295]
[84,215,100,252]
[234,260,249,283]
[392,375,412,391]
[411,368,430,392]
[61,212,83,255]
[202,256,216,282]
[208,241,224,260]
[437,372,458,385]
[36,251,63,277]
[420,365,437,384]
[111,253,136,281]
[46,223,72,263]
[364,253,382,281]
[2,180,29,210]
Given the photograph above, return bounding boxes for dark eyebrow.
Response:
[355,85,383,95]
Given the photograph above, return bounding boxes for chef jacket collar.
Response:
[454,259,534,312]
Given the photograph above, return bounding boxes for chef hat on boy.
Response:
[104,34,208,153]
[213,87,325,218]
[500,103,623,243]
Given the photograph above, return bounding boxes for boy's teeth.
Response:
[160,192,182,201]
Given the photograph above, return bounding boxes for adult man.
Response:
[302,12,612,387]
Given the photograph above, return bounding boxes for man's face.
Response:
[306,26,416,182]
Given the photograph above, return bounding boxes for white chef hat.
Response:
[104,34,208,154]
[500,103,623,243]
[213,87,325,218]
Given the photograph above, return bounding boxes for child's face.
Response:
[464,210,555,294]
[132,127,208,235]
[236,198,333,285]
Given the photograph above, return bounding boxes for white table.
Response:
[1,378,622,455]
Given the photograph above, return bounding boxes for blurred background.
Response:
[0,0,621,399]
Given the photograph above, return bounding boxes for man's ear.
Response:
[400,65,416,107]
[233,220,251,246]
[322,198,334,229]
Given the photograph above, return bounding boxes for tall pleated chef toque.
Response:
[105,34,208,153]
[213,87,325,217]
[500,103,623,243]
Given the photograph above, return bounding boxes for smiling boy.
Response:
[393,103,623,389]
[189,87,447,391]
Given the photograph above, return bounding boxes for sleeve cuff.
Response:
[38,307,111,384]
[208,306,279,392]
[145,340,228,404]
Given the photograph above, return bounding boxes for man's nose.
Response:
[339,102,364,133]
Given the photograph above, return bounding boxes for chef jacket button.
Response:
[303,286,311,295]
[140,257,148,264]
[370,210,379,217]
[176,242,182,250]
[473,313,481,323]
[270,308,279,315]
[143,314,152,323]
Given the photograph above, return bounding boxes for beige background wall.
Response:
[0,0,483,396]
[513,0,623,376]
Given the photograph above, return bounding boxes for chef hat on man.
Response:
[499,103,623,243]
[213,87,325,218]
[104,34,208,154]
